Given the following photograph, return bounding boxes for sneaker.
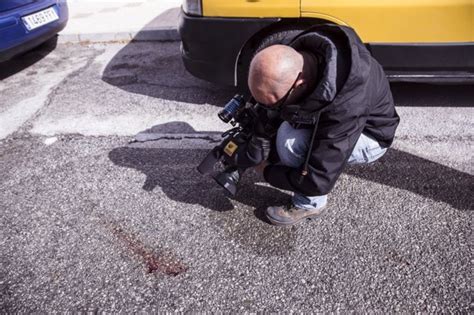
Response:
[265,204,326,226]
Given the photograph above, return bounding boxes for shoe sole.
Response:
[266,205,326,226]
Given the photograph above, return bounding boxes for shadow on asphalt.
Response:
[110,121,290,224]
[0,36,58,81]
[101,9,237,106]
[103,14,473,213]
[108,146,291,217]
[346,149,473,211]
[101,37,474,108]
[109,144,473,213]
[108,133,301,252]
[100,11,474,108]
[133,121,221,142]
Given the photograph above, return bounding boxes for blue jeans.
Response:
[276,121,387,210]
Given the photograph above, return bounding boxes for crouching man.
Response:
[248,25,400,226]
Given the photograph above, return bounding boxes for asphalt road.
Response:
[0,39,472,312]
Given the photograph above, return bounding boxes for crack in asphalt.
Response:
[17,47,106,136]
[131,134,222,144]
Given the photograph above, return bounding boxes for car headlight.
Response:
[183,0,202,16]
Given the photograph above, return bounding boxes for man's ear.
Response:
[295,77,306,89]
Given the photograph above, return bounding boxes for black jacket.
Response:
[264,25,400,196]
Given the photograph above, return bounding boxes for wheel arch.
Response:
[235,17,337,92]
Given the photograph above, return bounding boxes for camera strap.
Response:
[297,111,321,185]
[279,102,324,125]
[280,107,311,125]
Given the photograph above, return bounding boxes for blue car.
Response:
[0,0,68,62]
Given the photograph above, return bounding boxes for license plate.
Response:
[22,7,59,31]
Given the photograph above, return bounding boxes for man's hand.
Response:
[247,135,271,163]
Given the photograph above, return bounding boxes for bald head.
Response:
[248,45,304,105]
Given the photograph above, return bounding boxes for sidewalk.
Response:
[59,0,182,43]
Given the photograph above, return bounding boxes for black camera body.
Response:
[197,95,269,196]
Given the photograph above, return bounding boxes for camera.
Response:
[197,94,266,196]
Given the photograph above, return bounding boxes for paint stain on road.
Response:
[105,221,187,275]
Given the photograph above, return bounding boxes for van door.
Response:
[301,0,473,43]
[203,0,300,18]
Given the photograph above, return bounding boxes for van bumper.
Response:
[178,10,278,86]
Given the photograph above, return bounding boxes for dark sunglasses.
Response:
[260,71,302,111]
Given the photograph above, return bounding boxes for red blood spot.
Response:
[106,222,187,276]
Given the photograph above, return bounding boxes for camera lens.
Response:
[218,95,244,123]
[217,110,233,123]
[213,169,240,196]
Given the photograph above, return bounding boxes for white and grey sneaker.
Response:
[265,204,326,226]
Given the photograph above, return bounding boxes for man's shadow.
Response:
[109,121,290,213]
[109,122,473,213]
[108,146,291,214]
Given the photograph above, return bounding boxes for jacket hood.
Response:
[291,31,340,103]
[288,25,367,112]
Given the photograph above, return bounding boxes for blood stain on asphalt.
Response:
[105,221,188,275]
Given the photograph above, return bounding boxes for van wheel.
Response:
[237,27,308,93]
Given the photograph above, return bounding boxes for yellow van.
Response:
[178,0,474,87]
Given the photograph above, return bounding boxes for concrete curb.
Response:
[58,27,180,43]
